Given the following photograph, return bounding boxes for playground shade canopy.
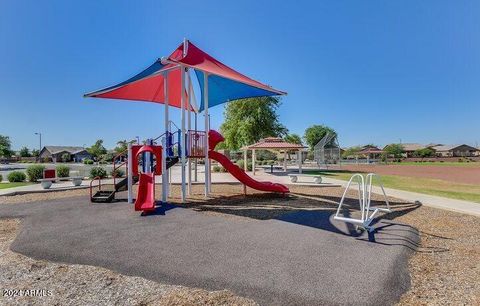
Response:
[84,40,286,112]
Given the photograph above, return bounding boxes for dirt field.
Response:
[1,183,479,305]
[339,163,480,185]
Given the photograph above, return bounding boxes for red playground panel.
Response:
[44,169,56,179]
[131,145,163,176]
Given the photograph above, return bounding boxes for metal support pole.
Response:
[163,72,170,198]
[194,113,198,182]
[283,151,287,172]
[204,72,210,196]
[298,150,303,174]
[127,143,133,204]
[252,149,256,175]
[161,137,167,203]
[187,70,192,196]
[244,150,248,171]
[180,66,187,203]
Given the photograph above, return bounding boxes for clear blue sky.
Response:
[1,0,479,150]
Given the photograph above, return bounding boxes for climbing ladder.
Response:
[334,173,391,232]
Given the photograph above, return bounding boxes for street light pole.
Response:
[35,132,42,151]
[35,132,42,162]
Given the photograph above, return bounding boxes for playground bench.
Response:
[260,165,284,173]
[38,177,83,189]
[288,173,322,184]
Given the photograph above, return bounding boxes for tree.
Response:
[383,143,404,160]
[114,139,136,155]
[220,97,288,150]
[87,140,107,160]
[284,133,303,159]
[414,147,435,160]
[284,133,302,145]
[61,153,70,163]
[31,149,40,157]
[0,135,13,157]
[303,125,337,151]
[342,146,362,159]
[19,146,31,157]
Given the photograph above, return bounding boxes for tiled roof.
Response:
[43,146,87,154]
[383,143,426,151]
[243,137,306,150]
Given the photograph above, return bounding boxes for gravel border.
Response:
[1,183,478,305]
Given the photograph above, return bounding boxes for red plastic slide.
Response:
[207,129,289,194]
[134,173,156,212]
[209,151,289,193]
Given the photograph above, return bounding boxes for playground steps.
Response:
[90,176,139,203]
[90,156,178,204]
[91,190,115,203]
[166,156,179,169]
[115,176,139,192]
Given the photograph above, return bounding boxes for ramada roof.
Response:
[43,146,87,154]
[243,137,306,150]
[432,144,479,151]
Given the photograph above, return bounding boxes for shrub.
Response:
[103,153,115,163]
[212,165,222,172]
[111,168,125,178]
[0,174,2,182]
[236,160,252,171]
[266,160,275,165]
[83,159,94,165]
[56,165,70,178]
[90,166,107,179]
[8,171,26,182]
[61,153,70,163]
[26,165,45,182]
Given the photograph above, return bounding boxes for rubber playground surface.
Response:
[0,187,419,305]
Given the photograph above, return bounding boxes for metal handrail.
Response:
[112,149,128,186]
[153,131,168,142]
[169,120,180,131]
[89,176,102,201]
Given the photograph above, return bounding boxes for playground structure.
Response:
[314,132,341,168]
[334,173,391,232]
[85,39,289,212]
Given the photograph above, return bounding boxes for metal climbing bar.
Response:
[334,173,391,232]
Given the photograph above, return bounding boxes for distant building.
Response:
[357,145,383,161]
[396,143,430,157]
[39,146,92,163]
[431,144,479,157]
[382,142,479,158]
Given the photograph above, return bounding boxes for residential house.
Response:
[39,146,92,163]
[431,144,479,157]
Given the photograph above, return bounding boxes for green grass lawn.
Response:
[0,182,33,190]
[305,170,480,203]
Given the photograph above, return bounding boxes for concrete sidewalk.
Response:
[320,177,480,217]
[0,180,90,196]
